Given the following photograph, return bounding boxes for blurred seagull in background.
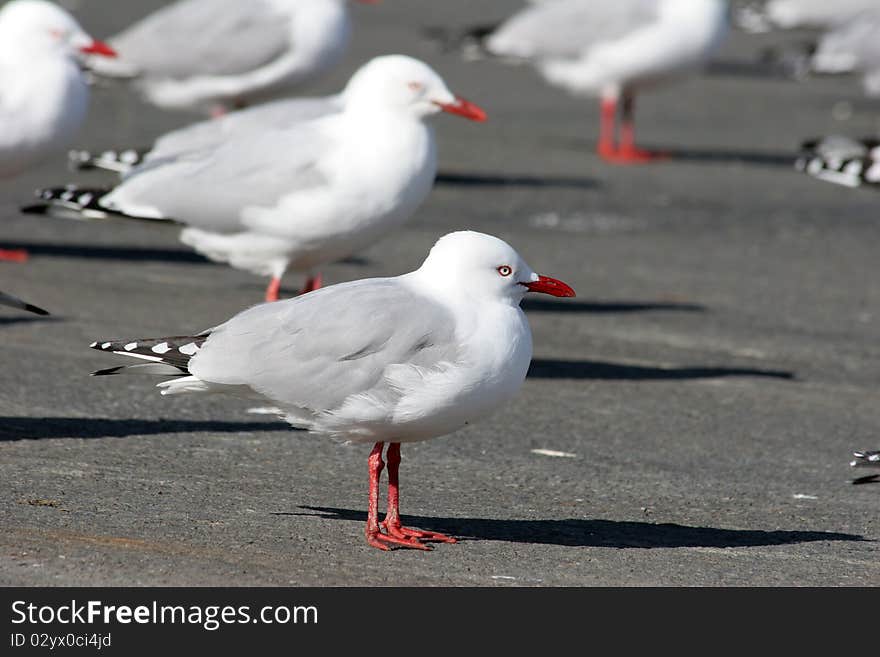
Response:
[24,56,487,301]
[86,0,379,115]
[88,231,576,550]
[737,0,879,33]
[478,0,729,163]
[0,0,115,263]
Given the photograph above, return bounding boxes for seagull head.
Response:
[0,0,116,60]
[416,231,575,304]
[342,54,486,122]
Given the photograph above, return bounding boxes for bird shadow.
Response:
[527,359,795,381]
[521,299,706,314]
[0,416,291,441]
[0,315,60,326]
[436,170,598,190]
[0,241,209,265]
[657,147,796,168]
[290,506,863,548]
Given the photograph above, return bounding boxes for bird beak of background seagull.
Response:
[79,39,117,57]
[521,275,576,298]
[433,96,488,122]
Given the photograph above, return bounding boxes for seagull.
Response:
[24,55,487,301]
[88,231,576,550]
[0,0,116,262]
[86,0,379,115]
[481,0,728,163]
[0,290,49,315]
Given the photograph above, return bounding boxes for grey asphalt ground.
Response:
[1,0,878,586]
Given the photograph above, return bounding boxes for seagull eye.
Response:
[408,81,424,93]
[497,265,512,277]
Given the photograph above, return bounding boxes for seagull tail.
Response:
[20,185,169,223]
[420,23,503,60]
[795,136,880,189]
[68,147,149,174]
[88,334,211,378]
[850,451,880,469]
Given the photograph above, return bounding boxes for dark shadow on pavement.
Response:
[1,241,209,264]
[527,358,795,381]
[522,299,706,314]
[658,147,796,168]
[292,506,864,548]
[0,315,61,326]
[0,416,292,441]
[436,170,598,190]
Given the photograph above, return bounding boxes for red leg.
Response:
[364,442,432,551]
[608,94,668,164]
[380,442,457,545]
[0,248,28,263]
[298,272,322,296]
[597,96,618,160]
[265,276,281,302]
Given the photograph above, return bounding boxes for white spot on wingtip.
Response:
[531,448,577,458]
[151,342,171,354]
[178,343,199,355]
[101,342,111,349]
[247,406,284,415]
[89,341,97,348]
[124,342,138,351]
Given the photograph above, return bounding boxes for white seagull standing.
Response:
[483,0,728,163]
[0,0,116,262]
[25,55,487,301]
[88,231,576,550]
[87,0,379,115]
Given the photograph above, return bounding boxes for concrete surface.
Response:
[0,1,878,586]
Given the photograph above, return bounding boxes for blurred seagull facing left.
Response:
[482,0,728,163]
[0,0,115,262]
[0,291,49,315]
[25,55,487,301]
[88,231,576,550]
[86,0,379,115]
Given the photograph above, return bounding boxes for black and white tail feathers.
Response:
[68,147,149,174]
[20,185,115,219]
[796,136,880,189]
[89,334,210,377]
[421,23,502,60]
[20,185,170,223]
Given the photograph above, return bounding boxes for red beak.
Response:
[434,96,487,122]
[80,39,117,58]
[521,275,576,298]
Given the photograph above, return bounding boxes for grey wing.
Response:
[111,0,292,78]
[105,122,331,232]
[487,0,660,59]
[188,279,459,415]
[146,95,344,163]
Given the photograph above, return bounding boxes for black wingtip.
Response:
[91,366,124,376]
[23,303,49,316]
[20,203,48,215]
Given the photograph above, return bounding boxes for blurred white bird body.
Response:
[811,10,880,95]
[89,0,362,113]
[745,0,879,31]
[486,0,727,99]
[0,0,115,177]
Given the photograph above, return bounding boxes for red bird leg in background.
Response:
[265,276,282,302]
[299,273,322,295]
[597,95,618,160]
[0,248,28,263]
